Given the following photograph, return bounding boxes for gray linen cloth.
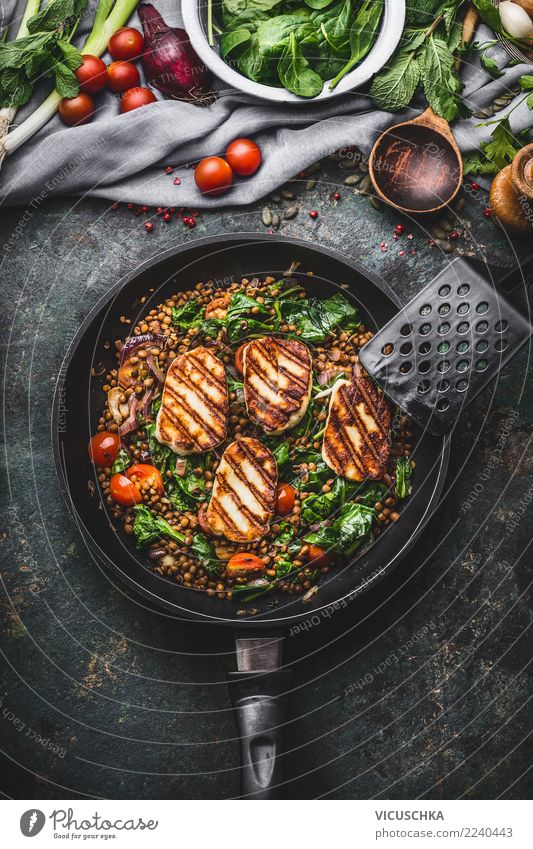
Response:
[0,0,532,208]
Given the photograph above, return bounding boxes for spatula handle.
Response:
[229,669,291,799]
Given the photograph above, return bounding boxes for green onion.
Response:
[1,0,140,160]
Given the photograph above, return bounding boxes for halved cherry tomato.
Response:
[306,544,334,569]
[108,27,144,61]
[227,552,265,577]
[276,483,296,516]
[109,473,142,506]
[125,463,164,494]
[197,504,213,536]
[194,156,233,196]
[88,431,120,467]
[75,54,107,94]
[205,293,230,319]
[234,342,250,376]
[58,92,95,126]
[120,86,157,113]
[226,138,262,177]
[107,60,140,93]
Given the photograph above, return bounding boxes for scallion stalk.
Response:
[1,0,139,159]
[0,0,42,138]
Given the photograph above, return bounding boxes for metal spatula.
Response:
[359,258,532,436]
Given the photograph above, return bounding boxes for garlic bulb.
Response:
[499,1,533,39]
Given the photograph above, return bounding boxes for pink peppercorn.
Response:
[145,222,153,233]
[309,210,318,219]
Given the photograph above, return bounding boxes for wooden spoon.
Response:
[368,107,463,215]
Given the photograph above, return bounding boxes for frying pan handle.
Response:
[229,669,292,799]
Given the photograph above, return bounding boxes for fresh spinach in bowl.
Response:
[208,0,384,97]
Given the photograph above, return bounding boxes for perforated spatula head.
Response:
[359,258,532,436]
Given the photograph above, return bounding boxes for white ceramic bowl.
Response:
[182,0,406,104]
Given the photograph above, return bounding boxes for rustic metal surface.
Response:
[1,160,531,799]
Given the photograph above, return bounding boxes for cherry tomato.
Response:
[276,483,296,516]
[125,463,164,494]
[58,92,95,126]
[75,54,107,94]
[205,293,230,319]
[226,138,262,177]
[120,86,157,113]
[194,156,233,196]
[109,473,142,506]
[107,60,140,94]
[88,431,120,467]
[306,544,334,569]
[227,552,265,577]
[234,342,250,376]
[108,27,144,61]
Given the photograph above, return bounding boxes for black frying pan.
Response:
[52,234,450,797]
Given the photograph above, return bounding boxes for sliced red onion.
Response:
[120,332,168,365]
[118,395,140,436]
[146,352,165,385]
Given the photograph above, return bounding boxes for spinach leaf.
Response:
[281,292,360,341]
[226,373,244,392]
[190,533,220,577]
[271,441,292,476]
[301,476,346,523]
[278,31,324,97]
[227,315,276,341]
[172,299,203,328]
[133,505,186,547]
[305,502,375,557]
[111,448,131,475]
[227,291,270,317]
[171,469,207,503]
[329,0,384,89]
[145,422,172,475]
[273,521,296,546]
[395,456,413,499]
[355,482,388,507]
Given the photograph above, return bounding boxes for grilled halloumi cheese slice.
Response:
[322,375,391,481]
[243,337,312,435]
[205,438,277,542]
[155,347,228,455]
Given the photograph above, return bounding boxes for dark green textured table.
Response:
[1,160,531,800]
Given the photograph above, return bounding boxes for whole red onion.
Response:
[138,3,214,104]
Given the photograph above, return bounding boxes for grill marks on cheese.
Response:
[322,376,391,481]
[205,438,277,542]
[243,337,312,435]
[155,347,228,455]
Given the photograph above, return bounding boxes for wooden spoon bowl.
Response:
[368,107,463,215]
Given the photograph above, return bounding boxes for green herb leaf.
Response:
[111,448,131,474]
[54,61,79,97]
[172,299,203,329]
[472,0,502,33]
[370,44,421,111]
[133,505,186,547]
[420,33,463,121]
[278,31,323,97]
[395,456,413,499]
[190,533,220,576]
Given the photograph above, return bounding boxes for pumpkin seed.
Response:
[439,218,454,233]
[358,175,371,194]
[434,238,454,253]
[339,159,357,170]
[344,174,361,186]
[284,206,299,220]
[305,162,321,175]
[359,161,369,173]
[272,212,280,230]
[281,189,295,200]
[305,179,316,191]
[430,224,449,240]
[369,195,382,210]
[262,207,272,227]
[472,107,494,118]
